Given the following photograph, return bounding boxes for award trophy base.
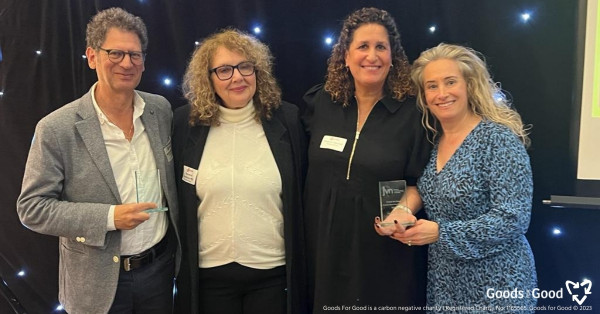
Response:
[144,207,168,213]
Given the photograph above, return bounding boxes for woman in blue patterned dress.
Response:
[379,43,537,312]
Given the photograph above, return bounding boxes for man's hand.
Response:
[114,202,156,230]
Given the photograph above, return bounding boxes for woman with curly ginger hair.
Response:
[173,29,308,314]
[182,29,282,125]
[302,7,430,312]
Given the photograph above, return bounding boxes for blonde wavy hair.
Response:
[411,43,531,147]
[325,7,414,106]
[182,28,281,126]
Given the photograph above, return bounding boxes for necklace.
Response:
[355,96,380,132]
[356,105,375,132]
[98,106,135,141]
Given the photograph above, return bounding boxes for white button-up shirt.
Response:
[91,83,167,255]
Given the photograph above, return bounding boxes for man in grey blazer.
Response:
[16,8,180,314]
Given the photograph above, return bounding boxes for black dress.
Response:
[302,85,431,312]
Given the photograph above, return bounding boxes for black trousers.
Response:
[198,262,286,314]
[108,230,177,314]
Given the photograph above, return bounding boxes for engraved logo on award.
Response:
[378,180,413,227]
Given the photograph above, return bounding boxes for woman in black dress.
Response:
[302,7,431,312]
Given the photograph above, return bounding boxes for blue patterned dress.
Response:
[418,120,537,313]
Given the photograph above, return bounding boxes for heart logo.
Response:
[565,279,592,305]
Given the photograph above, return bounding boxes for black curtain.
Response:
[1,0,597,312]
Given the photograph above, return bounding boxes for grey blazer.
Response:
[17,88,181,314]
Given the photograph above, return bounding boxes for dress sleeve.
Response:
[301,84,325,136]
[434,129,533,259]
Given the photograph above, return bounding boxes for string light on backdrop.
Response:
[81,55,86,59]
[552,227,562,236]
[35,50,42,55]
[429,26,436,33]
[521,12,532,22]
[253,26,261,35]
[194,41,200,46]
[17,270,25,277]
[324,36,334,46]
[162,77,173,87]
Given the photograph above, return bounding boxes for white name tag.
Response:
[320,135,347,152]
[182,165,198,185]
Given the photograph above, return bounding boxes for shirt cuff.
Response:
[107,205,116,231]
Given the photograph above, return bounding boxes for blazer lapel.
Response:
[180,124,209,223]
[141,102,170,204]
[262,114,291,182]
[141,103,165,172]
[74,93,122,203]
[183,124,209,171]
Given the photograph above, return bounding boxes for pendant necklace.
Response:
[99,106,134,141]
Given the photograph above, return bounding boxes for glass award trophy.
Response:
[135,169,168,213]
[378,180,412,227]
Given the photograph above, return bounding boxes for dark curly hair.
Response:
[86,7,148,51]
[325,7,414,106]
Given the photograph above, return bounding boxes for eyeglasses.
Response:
[98,48,146,65]
[210,61,255,80]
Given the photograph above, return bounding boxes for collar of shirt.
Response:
[90,82,146,126]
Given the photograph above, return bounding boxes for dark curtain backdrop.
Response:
[1,0,598,312]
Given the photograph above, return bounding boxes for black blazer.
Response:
[173,102,308,314]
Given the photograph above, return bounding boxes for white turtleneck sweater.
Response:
[196,101,285,269]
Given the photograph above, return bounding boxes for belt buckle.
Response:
[123,256,132,272]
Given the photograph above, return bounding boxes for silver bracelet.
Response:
[393,204,412,215]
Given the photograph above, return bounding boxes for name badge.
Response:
[182,165,198,185]
[320,135,347,152]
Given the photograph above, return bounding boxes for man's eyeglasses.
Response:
[98,48,146,65]
[210,61,255,81]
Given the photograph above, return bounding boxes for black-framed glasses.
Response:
[210,61,255,80]
[98,48,146,65]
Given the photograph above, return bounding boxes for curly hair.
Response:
[86,7,148,51]
[411,43,531,147]
[325,7,413,106]
[182,29,282,126]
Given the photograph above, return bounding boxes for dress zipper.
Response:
[346,98,378,180]
[346,130,360,180]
